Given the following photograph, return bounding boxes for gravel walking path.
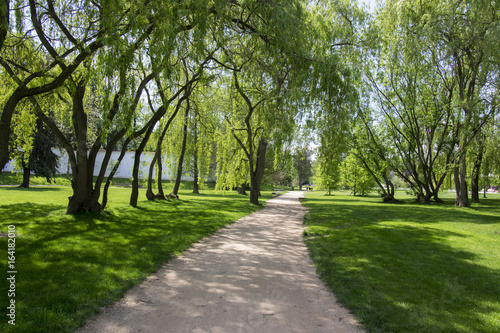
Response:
[77,191,365,333]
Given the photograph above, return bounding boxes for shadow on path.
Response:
[78,191,365,333]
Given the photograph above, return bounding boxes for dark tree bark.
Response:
[66,81,101,214]
[471,142,484,204]
[0,0,8,52]
[130,124,155,207]
[249,138,267,205]
[146,153,159,200]
[453,163,461,206]
[237,184,247,195]
[156,148,165,199]
[456,152,470,207]
[20,166,30,188]
[172,99,190,196]
[192,117,199,194]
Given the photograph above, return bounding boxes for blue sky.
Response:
[359,0,378,12]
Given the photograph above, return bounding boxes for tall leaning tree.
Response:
[212,0,319,205]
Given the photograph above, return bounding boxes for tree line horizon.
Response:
[0,0,499,214]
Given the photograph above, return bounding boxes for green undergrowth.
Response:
[302,191,500,333]
[0,184,272,333]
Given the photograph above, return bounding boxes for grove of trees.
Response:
[1,0,499,213]
[315,0,500,205]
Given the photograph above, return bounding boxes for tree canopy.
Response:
[1,0,498,212]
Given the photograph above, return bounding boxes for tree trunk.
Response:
[249,181,259,204]
[146,153,159,200]
[156,148,165,199]
[157,98,186,198]
[101,137,132,210]
[0,0,12,173]
[471,142,484,204]
[172,101,190,196]
[237,184,247,195]
[130,125,155,207]
[20,166,30,188]
[192,118,199,194]
[458,152,470,207]
[0,0,8,52]
[471,170,480,204]
[422,192,432,204]
[249,138,267,205]
[0,97,19,173]
[433,191,444,203]
[382,178,399,203]
[454,164,461,206]
[192,155,199,194]
[66,82,101,214]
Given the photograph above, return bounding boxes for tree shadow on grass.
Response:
[3,186,66,192]
[307,225,500,333]
[304,196,500,226]
[303,198,500,333]
[0,202,66,221]
[0,194,267,333]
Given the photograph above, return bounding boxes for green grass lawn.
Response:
[302,190,500,333]
[0,180,273,333]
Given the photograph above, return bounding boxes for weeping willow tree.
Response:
[376,0,500,207]
[306,0,366,196]
[209,0,325,205]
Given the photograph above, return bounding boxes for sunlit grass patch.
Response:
[0,184,272,333]
[302,191,500,333]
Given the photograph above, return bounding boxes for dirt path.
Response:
[78,191,365,333]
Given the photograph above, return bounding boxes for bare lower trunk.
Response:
[172,102,190,196]
[192,157,199,194]
[423,192,432,204]
[0,97,18,172]
[192,118,199,194]
[433,191,444,203]
[471,172,480,204]
[146,153,159,200]
[471,144,483,204]
[20,166,30,188]
[249,139,267,205]
[458,153,470,207]
[66,83,101,214]
[454,165,461,206]
[249,182,259,205]
[156,151,165,199]
[237,184,247,195]
[130,126,155,207]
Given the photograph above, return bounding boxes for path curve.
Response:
[78,191,365,333]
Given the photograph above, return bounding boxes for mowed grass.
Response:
[0,182,273,333]
[302,191,500,333]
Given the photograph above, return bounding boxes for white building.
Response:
[2,148,193,180]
